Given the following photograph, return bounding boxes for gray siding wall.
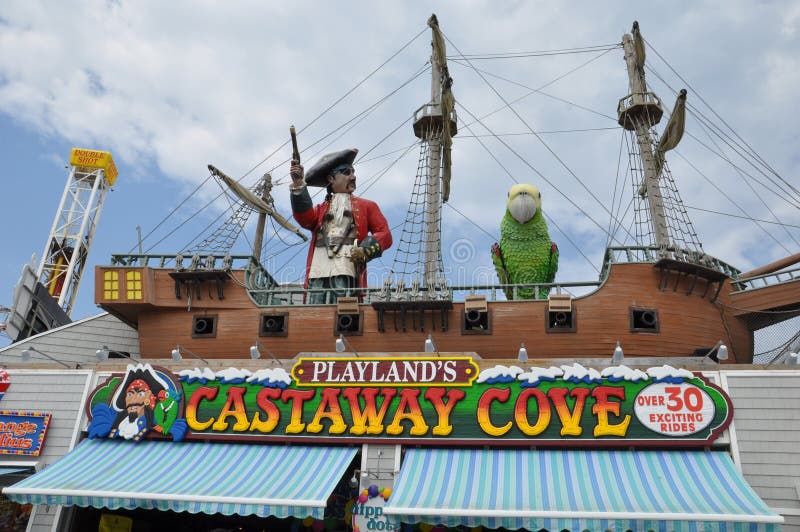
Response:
[0,313,140,367]
[725,371,800,530]
[0,370,92,532]
[363,443,398,487]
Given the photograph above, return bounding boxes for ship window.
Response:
[259,313,288,337]
[126,270,142,300]
[546,308,576,333]
[103,271,119,299]
[630,307,659,333]
[192,314,217,338]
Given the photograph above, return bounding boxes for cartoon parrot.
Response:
[153,389,181,437]
[491,184,558,300]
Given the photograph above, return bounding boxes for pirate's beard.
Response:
[329,193,351,226]
[126,402,147,421]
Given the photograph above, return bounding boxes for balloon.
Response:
[382,488,392,499]
[302,516,314,527]
[311,519,325,532]
[470,527,483,532]
[358,493,368,503]
[368,484,379,497]
[419,524,433,532]
[353,527,360,532]
[431,527,446,532]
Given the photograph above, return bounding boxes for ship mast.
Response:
[423,34,444,288]
[618,22,669,250]
[406,14,457,293]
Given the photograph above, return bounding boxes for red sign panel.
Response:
[292,357,479,386]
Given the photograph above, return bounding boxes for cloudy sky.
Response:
[1,1,798,346]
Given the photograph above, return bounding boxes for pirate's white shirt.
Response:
[309,193,356,279]
[117,415,143,439]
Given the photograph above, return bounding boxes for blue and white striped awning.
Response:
[0,467,28,476]
[384,448,783,532]
[3,439,356,518]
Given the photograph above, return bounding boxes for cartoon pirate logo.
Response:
[88,364,186,442]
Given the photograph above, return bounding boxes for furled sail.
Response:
[654,89,687,175]
[429,14,455,202]
[208,164,308,241]
[632,21,646,81]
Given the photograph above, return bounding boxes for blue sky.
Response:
[1,1,799,348]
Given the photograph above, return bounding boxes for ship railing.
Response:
[246,281,602,307]
[601,246,742,281]
[730,266,800,292]
[110,253,257,269]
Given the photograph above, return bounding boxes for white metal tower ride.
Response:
[37,148,118,316]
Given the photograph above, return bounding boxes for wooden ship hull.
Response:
[94,252,800,364]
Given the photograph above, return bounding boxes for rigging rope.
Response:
[390,128,445,287]
[450,46,620,130]
[643,37,800,200]
[670,149,793,255]
[446,41,635,247]
[131,27,429,255]
[446,44,621,61]
[679,205,800,229]
[645,66,800,211]
[445,34,638,245]
[459,127,618,137]
[606,128,630,249]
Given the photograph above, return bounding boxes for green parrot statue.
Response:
[491,184,558,300]
[154,389,180,436]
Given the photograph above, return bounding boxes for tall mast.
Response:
[423,29,444,288]
[251,173,272,262]
[618,22,669,249]
[409,14,457,291]
[394,15,457,293]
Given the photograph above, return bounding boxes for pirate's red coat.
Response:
[292,190,392,288]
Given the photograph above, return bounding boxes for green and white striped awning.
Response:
[384,448,783,532]
[3,439,356,518]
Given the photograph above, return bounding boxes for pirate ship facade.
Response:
[93,19,800,366]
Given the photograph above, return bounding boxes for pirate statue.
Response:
[290,149,392,304]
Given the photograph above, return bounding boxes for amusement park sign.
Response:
[85,358,733,447]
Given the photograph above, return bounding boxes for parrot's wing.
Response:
[547,241,559,283]
[87,404,116,439]
[491,243,509,285]
[492,243,515,300]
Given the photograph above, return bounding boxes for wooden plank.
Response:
[738,440,800,454]
[732,430,800,442]
[740,463,800,477]
[730,409,800,420]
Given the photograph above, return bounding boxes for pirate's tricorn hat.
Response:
[112,365,167,411]
[305,148,358,187]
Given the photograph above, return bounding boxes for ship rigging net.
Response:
[627,127,705,256]
[390,130,446,292]
[181,182,261,258]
